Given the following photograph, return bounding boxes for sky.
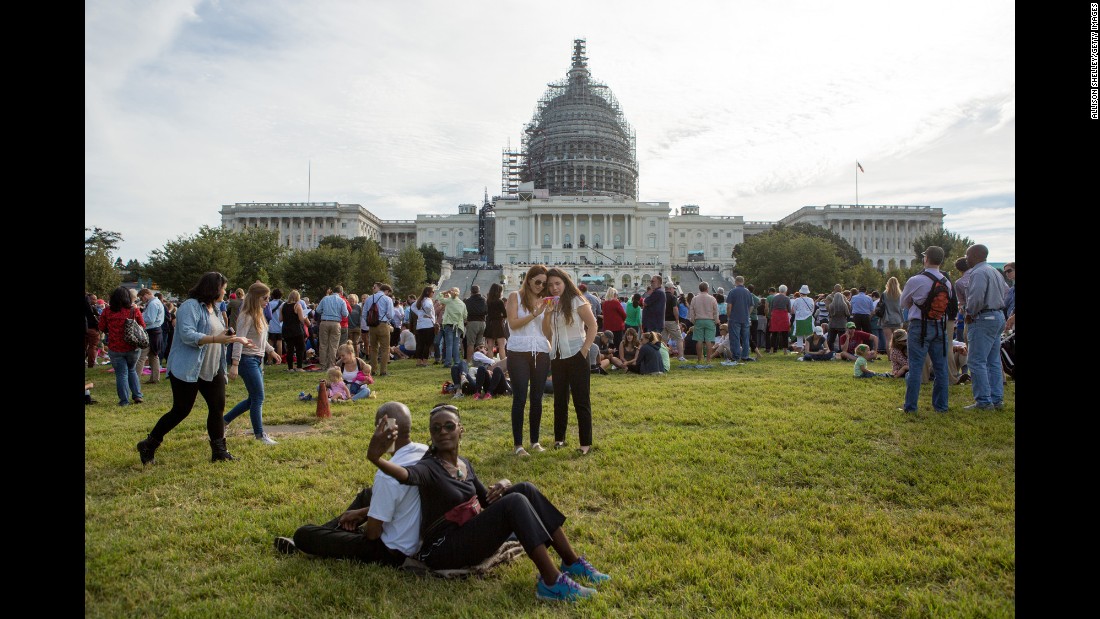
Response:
[86,0,1016,263]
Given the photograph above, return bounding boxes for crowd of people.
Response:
[83,243,1013,602]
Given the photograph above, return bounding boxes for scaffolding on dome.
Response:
[505,39,638,200]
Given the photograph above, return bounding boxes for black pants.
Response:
[145,327,162,357]
[611,329,624,351]
[749,319,759,352]
[506,351,549,446]
[415,327,434,360]
[417,482,565,569]
[827,327,847,352]
[292,487,404,566]
[476,366,507,395]
[552,350,593,447]
[150,371,226,442]
[767,331,787,353]
[852,314,872,334]
[284,333,306,369]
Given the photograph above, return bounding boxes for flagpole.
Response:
[308,159,311,205]
[855,163,858,206]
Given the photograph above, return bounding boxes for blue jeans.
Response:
[108,350,143,405]
[729,321,750,360]
[223,355,266,436]
[904,319,949,412]
[966,311,1006,406]
[443,325,462,367]
[433,327,445,363]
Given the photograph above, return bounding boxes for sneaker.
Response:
[536,573,597,602]
[677,357,687,362]
[740,357,756,362]
[256,434,278,445]
[472,393,482,401]
[963,403,993,411]
[553,441,567,449]
[720,360,738,366]
[514,446,529,457]
[993,402,1005,410]
[795,357,804,361]
[482,393,493,401]
[273,536,297,555]
[530,443,546,453]
[452,393,465,399]
[561,555,611,585]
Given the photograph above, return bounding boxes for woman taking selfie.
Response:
[505,265,551,456]
[541,268,598,454]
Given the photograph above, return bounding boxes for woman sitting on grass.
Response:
[853,344,890,378]
[889,330,910,378]
[334,340,374,400]
[367,404,610,602]
[617,328,641,371]
[800,326,834,361]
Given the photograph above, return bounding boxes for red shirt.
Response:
[340,296,352,328]
[602,299,627,331]
[98,306,146,353]
[842,330,872,353]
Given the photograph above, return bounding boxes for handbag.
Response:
[123,308,149,348]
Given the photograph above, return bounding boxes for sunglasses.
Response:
[530,279,546,287]
[430,421,458,434]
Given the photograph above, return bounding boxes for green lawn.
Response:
[85,354,1014,618]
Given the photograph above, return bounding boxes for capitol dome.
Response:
[521,39,638,200]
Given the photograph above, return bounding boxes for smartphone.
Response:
[545,296,559,305]
[385,417,397,432]
[226,327,235,336]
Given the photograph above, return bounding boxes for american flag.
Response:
[857,161,865,173]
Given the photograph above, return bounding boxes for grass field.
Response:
[85,353,1015,618]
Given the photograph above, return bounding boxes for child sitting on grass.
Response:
[326,367,352,402]
[889,330,910,378]
[853,344,890,378]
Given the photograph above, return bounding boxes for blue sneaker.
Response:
[561,555,611,585]
[536,573,597,602]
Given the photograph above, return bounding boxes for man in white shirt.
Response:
[275,402,428,565]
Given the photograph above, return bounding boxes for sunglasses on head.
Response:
[430,421,458,434]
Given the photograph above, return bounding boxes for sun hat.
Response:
[892,329,908,343]
[798,284,810,294]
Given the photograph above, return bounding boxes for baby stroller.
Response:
[1000,330,1015,379]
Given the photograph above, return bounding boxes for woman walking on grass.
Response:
[98,286,145,406]
[136,272,252,465]
[223,282,282,446]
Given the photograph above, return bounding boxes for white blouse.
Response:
[549,296,589,360]
[506,292,550,354]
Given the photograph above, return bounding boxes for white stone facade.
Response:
[219,202,382,250]
[778,204,944,270]
[417,204,479,259]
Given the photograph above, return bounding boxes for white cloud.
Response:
[85,0,1015,262]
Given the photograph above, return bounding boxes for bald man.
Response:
[962,244,1008,410]
[276,402,428,564]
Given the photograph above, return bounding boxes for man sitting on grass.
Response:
[275,401,427,566]
[838,321,879,362]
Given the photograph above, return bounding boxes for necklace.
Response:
[436,456,465,480]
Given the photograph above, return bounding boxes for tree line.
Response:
[84,225,446,301]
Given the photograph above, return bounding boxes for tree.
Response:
[280,247,353,300]
[911,228,975,279]
[86,248,121,297]
[733,230,844,293]
[843,259,886,292]
[419,243,444,284]
[352,240,391,294]
[85,227,123,255]
[231,227,289,287]
[784,222,863,267]
[317,235,352,250]
[392,244,428,299]
[124,259,143,281]
[145,226,240,297]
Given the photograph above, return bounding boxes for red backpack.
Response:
[918,271,957,351]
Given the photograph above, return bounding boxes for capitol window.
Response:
[650,220,655,227]
[442,231,448,237]
[509,235,516,248]
[510,220,515,227]
[458,231,463,237]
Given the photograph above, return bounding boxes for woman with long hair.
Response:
[367,405,609,602]
[881,277,904,352]
[281,290,309,371]
[483,283,509,362]
[505,265,550,456]
[542,268,599,454]
[618,328,641,371]
[98,286,146,406]
[136,272,252,465]
[411,287,437,367]
[223,282,282,445]
[600,287,626,350]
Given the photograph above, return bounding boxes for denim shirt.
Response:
[166,298,227,383]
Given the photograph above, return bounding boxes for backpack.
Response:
[123,308,149,348]
[874,299,886,319]
[918,271,958,351]
[366,293,382,328]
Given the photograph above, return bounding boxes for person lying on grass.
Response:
[367,404,610,602]
[274,402,427,565]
